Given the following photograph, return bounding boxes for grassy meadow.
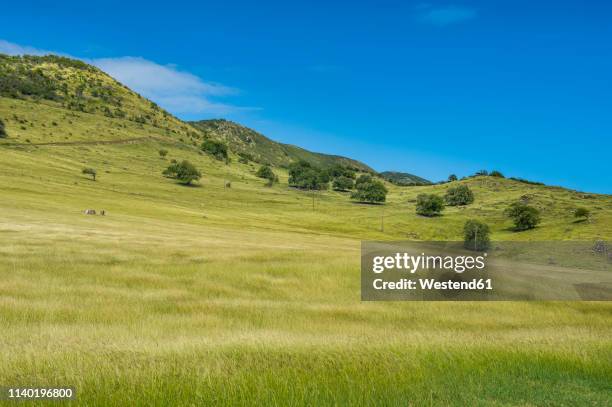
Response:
[1,85,612,406]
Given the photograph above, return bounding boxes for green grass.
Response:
[1,70,612,407]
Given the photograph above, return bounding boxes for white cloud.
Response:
[0,39,249,116]
[417,5,477,26]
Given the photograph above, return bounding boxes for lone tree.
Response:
[505,202,541,231]
[333,176,354,191]
[256,164,278,186]
[416,194,444,217]
[200,139,228,161]
[158,149,168,158]
[163,160,201,185]
[490,170,505,178]
[448,174,458,182]
[463,220,491,251]
[351,175,387,203]
[288,160,329,190]
[574,207,591,221]
[82,167,97,181]
[0,118,6,138]
[445,184,474,206]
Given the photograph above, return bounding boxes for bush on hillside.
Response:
[82,167,97,181]
[416,194,444,217]
[163,160,201,185]
[158,149,168,158]
[0,118,6,138]
[463,220,491,251]
[445,185,474,206]
[256,164,278,185]
[448,174,457,182]
[490,170,505,178]
[505,202,541,231]
[288,160,329,190]
[350,175,387,203]
[200,140,228,161]
[333,176,354,191]
[574,207,590,221]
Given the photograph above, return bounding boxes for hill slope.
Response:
[0,53,611,405]
[190,119,375,171]
[380,170,432,186]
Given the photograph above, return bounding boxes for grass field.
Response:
[1,85,612,406]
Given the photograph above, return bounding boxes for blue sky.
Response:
[2,0,611,192]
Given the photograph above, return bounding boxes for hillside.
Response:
[190,119,374,172]
[0,54,611,405]
[380,170,432,186]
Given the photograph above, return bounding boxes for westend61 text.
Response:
[373,278,493,291]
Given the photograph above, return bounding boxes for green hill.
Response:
[380,170,432,186]
[1,54,611,405]
[190,119,375,172]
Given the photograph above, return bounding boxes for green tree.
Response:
[163,160,201,185]
[200,140,228,161]
[351,176,387,203]
[333,176,354,191]
[416,194,445,217]
[505,202,541,231]
[288,160,328,190]
[256,164,278,185]
[463,220,491,251]
[82,167,96,181]
[0,118,6,138]
[448,174,457,182]
[574,207,590,221]
[490,170,505,178]
[158,149,168,158]
[445,184,474,206]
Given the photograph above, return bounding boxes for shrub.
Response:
[448,174,457,182]
[505,202,541,231]
[351,175,386,203]
[445,185,474,206]
[490,170,505,178]
[256,164,278,185]
[333,176,354,191]
[574,207,590,221]
[463,220,491,251]
[0,118,6,138]
[288,160,328,190]
[82,167,97,181]
[475,170,489,176]
[416,194,444,217]
[163,160,201,185]
[200,139,228,160]
[158,149,168,158]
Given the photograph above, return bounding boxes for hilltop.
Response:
[190,119,374,172]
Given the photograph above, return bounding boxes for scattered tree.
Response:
[163,160,201,185]
[463,220,491,251]
[448,174,457,182]
[351,175,387,203]
[490,170,505,178]
[82,167,97,181]
[288,160,329,190]
[200,139,228,161]
[416,194,445,217]
[445,184,474,206]
[333,176,354,191]
[505,202,541,231]
[256,164,278,185]
[0,118,6,138]
[158,149,168,158]
[574,207,590,221]
[475,170,489,176]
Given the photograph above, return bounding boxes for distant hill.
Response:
[190,119,374,172]
[380,171,431,186]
